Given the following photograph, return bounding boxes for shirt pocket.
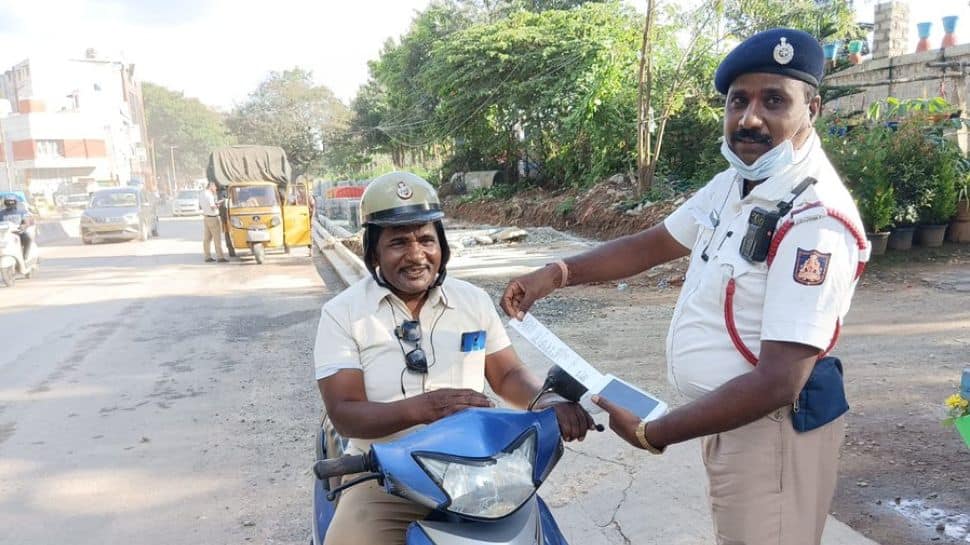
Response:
[689,206,717,252]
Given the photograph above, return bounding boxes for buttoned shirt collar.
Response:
[363,272,454,314]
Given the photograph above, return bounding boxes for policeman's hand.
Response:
[420,388,494,424]
[500,264,562,320]
[592,395,643,449]
[546,402,596,442]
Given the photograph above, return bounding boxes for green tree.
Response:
[227,68,351,178]
[418,2,643,185]
[637,1,724,193]
[724,0,861,41]
[142,83,231,190]
[357,2,474,168]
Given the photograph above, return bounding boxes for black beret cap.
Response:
[714,28,824,95]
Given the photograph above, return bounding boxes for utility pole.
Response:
[169,145,178,193]
[149,139,159,195]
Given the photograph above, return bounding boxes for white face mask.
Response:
[720,116,814,181]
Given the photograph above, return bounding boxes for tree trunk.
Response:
[636,0,657,196]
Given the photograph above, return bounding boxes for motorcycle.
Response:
[0,218,38,287]
[310,367,594,545]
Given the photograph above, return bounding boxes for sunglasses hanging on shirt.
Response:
[395,320,429,374]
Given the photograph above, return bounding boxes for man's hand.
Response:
[419,388,494,424]
[500,264,561,320]
[547,401,596,442]
[592,395,648,449]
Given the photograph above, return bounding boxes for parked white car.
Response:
[172,189,202,216]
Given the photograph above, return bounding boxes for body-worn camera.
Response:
[739,206,783,262]
[739,177,818,263]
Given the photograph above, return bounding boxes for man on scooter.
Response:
[0,196,35,260]
[313,171,595,545]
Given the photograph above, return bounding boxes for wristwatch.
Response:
[635,420,665,455]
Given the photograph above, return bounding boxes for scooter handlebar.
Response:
[313,453,372,480]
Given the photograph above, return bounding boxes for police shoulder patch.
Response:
[793,248,830,286]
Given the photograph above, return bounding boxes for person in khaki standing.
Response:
[200,181,228,263]
[502,28,869,545]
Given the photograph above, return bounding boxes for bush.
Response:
[827,99,965,229]
[819,115,894,232]
[555,196,576,217]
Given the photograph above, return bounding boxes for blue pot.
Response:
[943,15,959,34]
[917,22,932,39]
[823,43,838,60]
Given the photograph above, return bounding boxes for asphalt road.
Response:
[0,217,884,545]
[0,216,329,544]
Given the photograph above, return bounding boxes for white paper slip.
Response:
[508,313,605,387]
[509,313,668,420]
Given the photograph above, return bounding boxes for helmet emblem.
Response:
[396,181,413,200]
[773,37,794,65]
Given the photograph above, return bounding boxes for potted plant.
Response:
[943,390,970,449]
[950,169,970,242]
[818,112,895,254]
[914,132,960,247]
[859,182,894,254]
[882,109,954,250]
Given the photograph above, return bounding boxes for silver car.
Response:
[80,188,159,244]
[172,189,202,216]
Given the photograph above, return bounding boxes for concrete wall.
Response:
[824,45,970,115]
[823,44,970,153]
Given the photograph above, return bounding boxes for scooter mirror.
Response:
[545,365,588,403]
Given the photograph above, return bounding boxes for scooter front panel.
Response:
[406,495,567,545]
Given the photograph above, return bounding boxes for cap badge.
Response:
[773,37,794,65]
[396,181,413,200]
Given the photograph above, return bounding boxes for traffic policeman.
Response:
[501,29,868,545]
[314,172,594,545]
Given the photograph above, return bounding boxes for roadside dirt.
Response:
[445,183,970,545]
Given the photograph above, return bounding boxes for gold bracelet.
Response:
[636,420,665,455]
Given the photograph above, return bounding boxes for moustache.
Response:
[731,129,772,145]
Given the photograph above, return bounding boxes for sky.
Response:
[0,0,968,111]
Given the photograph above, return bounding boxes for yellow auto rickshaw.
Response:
[207,145,312,264]
[222,180,312,264]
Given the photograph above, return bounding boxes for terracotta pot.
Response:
[866,232,889,256]
[957,199,970,221]
[887,226,915,250]
[917,22,933,53]
[942,16,959,49]
[948,219,970,242]
[915,224,948,247]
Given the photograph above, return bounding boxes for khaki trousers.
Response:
[202,216,225,259]
[323,474,431,545]
[702,410,846,545]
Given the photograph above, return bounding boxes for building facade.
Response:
[0,48,154,204]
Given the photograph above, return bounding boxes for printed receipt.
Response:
[508,313,606,391]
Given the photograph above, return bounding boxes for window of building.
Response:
[36,140,64,159]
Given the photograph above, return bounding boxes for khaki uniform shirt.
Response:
[662,132,867,400]
[314,275,511,454]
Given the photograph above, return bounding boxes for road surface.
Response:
[0,216,327,544]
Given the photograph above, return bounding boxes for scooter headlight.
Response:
[230,217,244,228]
[415,431,536,520]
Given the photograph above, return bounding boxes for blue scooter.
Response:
[311,368,591,545]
